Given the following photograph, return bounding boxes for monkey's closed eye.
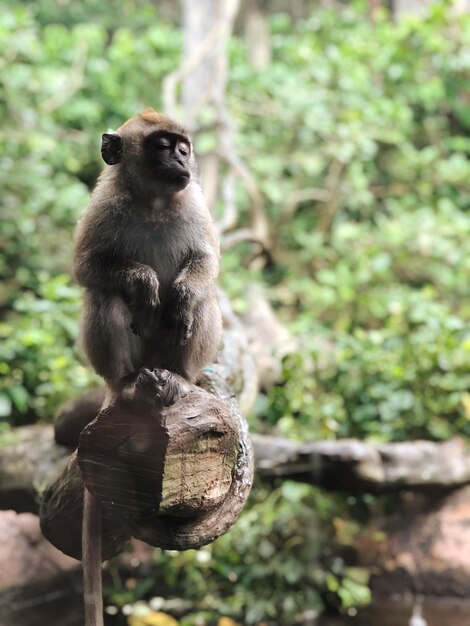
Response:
[178,143,190,156]
[155,138,171,149]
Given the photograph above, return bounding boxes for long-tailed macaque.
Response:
[73,108,222,392]
[73,110,222,626]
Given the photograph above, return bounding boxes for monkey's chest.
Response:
[133,225,191,286]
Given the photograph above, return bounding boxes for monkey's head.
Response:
[101,109,194,194]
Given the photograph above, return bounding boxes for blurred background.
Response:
[0,0,469,625]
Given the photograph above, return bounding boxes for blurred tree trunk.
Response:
[179,0,240,212]
[368,0,381,19]
[164,0,270,252]
[392,0,469,16]
[243,0,271,70]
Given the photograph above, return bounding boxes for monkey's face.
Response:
[142,131,192,192]
[101,125,193,194]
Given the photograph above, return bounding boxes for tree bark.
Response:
[243,0,271,70]
[2,426,470,517]
[38,370,253,559]
[253,435,470,493]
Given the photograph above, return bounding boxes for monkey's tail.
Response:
[82,488,104,626]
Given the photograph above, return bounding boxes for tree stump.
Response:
[40,369,253,560]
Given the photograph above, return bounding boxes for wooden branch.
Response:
[220,227,267,251]
[2,427,470,519]
[254,435,470,493]
[217,148,271,251]
[163,0,239,121]
[0,424,70,513]
[39,452,130,561]
[283,187,332,220]
[315,158,345,236]
[163,21,226,118]
[38,369,254,560]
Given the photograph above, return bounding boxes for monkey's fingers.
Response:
[151,369,190,406]
[134,368,167,404]
[179,318,194,346]
[151,368,170,385]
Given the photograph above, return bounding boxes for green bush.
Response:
[1,3,468,438]
[262,205,470,441]
[223,5,470,442]
[0,274,96,422]
[106,482,338,625]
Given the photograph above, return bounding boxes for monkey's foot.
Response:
[131,367,167,405]
[128,368,189,407]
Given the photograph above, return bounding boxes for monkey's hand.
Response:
[127,267,160,338]
[161,284,194,346]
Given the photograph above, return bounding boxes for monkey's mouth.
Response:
[168,171,191,189]
[152,167,190,190]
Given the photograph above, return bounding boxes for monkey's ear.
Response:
[101,133,123,165]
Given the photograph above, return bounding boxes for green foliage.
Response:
[2,1,468,439]
[229,4,470,218]
[107,482,330,625]
[223,6,470,442]
[263,206,470,441]
[0,273,96,423]
[0,1,469,619]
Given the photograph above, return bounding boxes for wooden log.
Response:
[39,369,254,559]
[0,424,70,513]
[54,387,106,448]
[253,435,470,493]
[39,452,131,561]
[3,429,470,517]
[78,376,239,517]
[131,370,254,550]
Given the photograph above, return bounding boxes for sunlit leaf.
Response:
[128,611,179,626]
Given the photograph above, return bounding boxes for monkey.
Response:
[72,110,222,626]
[73,108,222,394]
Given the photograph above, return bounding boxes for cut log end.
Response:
[40,370,253,560]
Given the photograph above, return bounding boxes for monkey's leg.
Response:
[81,291,143,389]
[152,296,222,382]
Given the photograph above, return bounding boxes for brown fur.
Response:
[73,110,222,390]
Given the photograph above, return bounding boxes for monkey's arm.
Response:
[73,247,161,338]
[173,248,219,297]
[162,248,219,344]
[74,250,159,301]
[73,206,160,303]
